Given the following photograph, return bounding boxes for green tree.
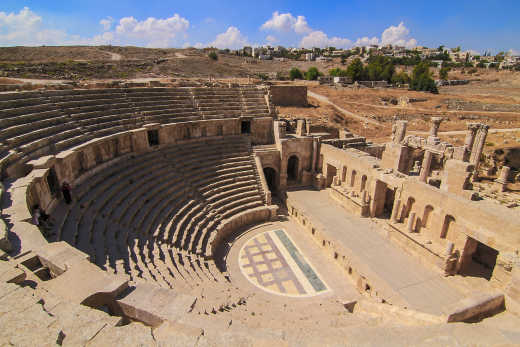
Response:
[346,58,365,81]
[305,67,321,80]
[208,51,218,61]
[289,67,303,80]
[439,66,450,80]
[410,62,438,93]
[329,68,348,77]
[391,71,410,85]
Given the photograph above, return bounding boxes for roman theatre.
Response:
[0,83,519,345]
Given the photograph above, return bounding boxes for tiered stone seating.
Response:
[193,88,243,119]
[239,87,271,117]
[0,87,272,177]
[48,137,265,304]
[48,89,140,153]
[125,88,202,124]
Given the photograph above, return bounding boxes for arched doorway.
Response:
[263,167,277,193]
[287,155,299,182]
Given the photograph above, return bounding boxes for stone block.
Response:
[116,283,196,327]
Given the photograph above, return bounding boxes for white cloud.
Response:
[100,17,114,31]
[0,7,190,48]
[380,22,417,48]
[210,26,249,49]
[266,35,277,44]
[260,12,417,50]
[355,36,379,47]
[260,11,311,34]
[300,31,351,49]
[114,14,189,48]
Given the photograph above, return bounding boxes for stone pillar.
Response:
[443,242,458,276]
[407,212,416,233]
[274,121,287,141]
[361,190,368,204]
[305,119,311,135]
[427,117,443,145]
[419,150,433,183]
[311,137,319,174]
[391,199,401,223]
[463,123,479,162]
[296,119,306,137]
[392,121,408,144]
[469,124,489,181]
[495,166,510,192]
[445,242,455,257]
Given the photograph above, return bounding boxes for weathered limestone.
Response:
[407,212,416,232]
[463,123,480,161]
[469,124,489,180]
[427,117,443,145]
[419,150,433,183]
[116,283,196,327]
[440,159,474,195]
[296,119,307,137]
[391,120,408,144]
[495,166,510,192]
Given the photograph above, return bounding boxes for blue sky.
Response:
[0,0,518,54]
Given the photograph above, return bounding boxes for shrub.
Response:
[289,67,303,80]
[305,67,321,80]
[208,51,218,61]
[410,62,438,93]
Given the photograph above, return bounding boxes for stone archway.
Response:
[287,155,299,183]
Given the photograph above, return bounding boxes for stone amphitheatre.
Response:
[0,80,519,346]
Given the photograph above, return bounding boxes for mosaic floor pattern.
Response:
[239,229,328,297]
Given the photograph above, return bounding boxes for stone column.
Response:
[495,166,510,192]
[427,117,443,145]
[392,120,408,144]
[419,150,433,183]
[463,123,479,162]
[305,119,311,135]
[469,124,489,181]
[296,119,306,137]
[311,137,318,174]
[407,212,416,233]
[391,199,401,223]
[361,190,368,204]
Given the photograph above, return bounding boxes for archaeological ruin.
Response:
[0,83,519,345]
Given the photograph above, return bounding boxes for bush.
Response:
[439,66,450,80]
[289,67,303,80]
[410,62,438,93]
[329,68,348,77]
[208,51,218,61]
[346,58,365,82]
[391,71,410,85]
[305,67,321,80]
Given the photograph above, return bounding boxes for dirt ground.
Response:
[278,72,520,151]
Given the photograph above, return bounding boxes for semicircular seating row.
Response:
[47,136,267,298]
[0,87,269,177]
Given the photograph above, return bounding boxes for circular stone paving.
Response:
[238,229,329,297]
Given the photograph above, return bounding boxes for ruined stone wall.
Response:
[269,85,308,106]
[250,117,274,145]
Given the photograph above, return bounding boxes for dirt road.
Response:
[99,50,122,61]
[308,91,381,126]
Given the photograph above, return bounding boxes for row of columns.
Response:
[418,119,489,184]
[418,117,443,183]
[464,122,489,180]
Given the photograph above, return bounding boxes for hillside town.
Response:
[225,44,520,70]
